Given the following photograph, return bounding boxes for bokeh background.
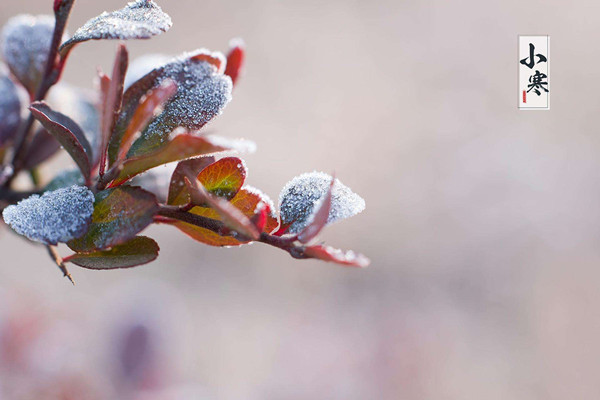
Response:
[2,0,600,398]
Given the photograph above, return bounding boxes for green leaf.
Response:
[197,157,246,199]
[66,236,159,269]
[167,156,215,205]
[67,186,158,252]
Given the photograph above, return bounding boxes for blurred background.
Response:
[2,0,600,398]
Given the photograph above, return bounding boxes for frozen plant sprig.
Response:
[279,171,366,234]
[1,14,57,94]
[2,185,94,245]
[0,0,369,282]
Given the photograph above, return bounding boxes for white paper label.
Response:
[519,35,550,110]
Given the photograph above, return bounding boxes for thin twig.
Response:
[46,245,75,285]
[156,204,301,257]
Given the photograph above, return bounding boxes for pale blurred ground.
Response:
[2,0,600,399]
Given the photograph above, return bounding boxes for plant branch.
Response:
[46,245,75,285]
[3,0,75,186]
[156,204,304,258]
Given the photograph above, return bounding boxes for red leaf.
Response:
[251,203,267,232]
[22,128,61,170]
[100,44,128,176]
[167,156,215,206]
[109,133,238,186]
[29,101,92,180]
[190,51,226,74]
[303,245,370,268]
[183,174,259,240]
[224,39,245,86]
[117,78,177,162]
[297,175,334,244]
[197,157,246,199]
[165,188,278,246]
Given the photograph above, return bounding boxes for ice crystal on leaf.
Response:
[0,67,21,145]
[130,52,233,155]
[60,0,172,54]
[279,172,365,234]
[2,185,94,245]
[1,14,57,93]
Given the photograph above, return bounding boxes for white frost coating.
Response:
[124,53,171,89]
[0,68,21,144]
[278,172,365,234]
[141,52,233,139]
[2,185,94,245]
[243,185,276,217]
[61,0,171,49]
[1,14,56,92]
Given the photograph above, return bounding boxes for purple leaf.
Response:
[21,128,61,170]
[65,236,159,269]
[29,101,92,179]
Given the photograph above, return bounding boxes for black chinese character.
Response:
[520,43,547,69]
[527,70,549,95]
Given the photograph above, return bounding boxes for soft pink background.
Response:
[2,0,600,398]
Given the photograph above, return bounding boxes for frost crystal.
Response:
[244,185,277,217]
[131,51,233,155]
[2,185,94,245]
[60,0,172,51]
[0,67,21,145]
[1,14,55,92]
[124,53,170,89]
[279,172,365,234]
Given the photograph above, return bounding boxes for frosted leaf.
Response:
[129,51,232,156]
[45,169,84,191]
[1,14,57,93]
[2,185,94,245]
[0,67,21,145]
[60,0,171,54]
[279,172,365,234]
[244,185,277,218]
[124,53,170,89]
